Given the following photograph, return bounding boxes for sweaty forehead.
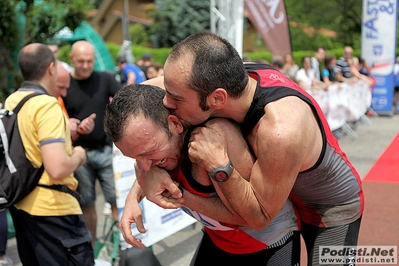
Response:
[164,58,193,93]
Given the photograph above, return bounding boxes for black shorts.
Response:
[301,216,362,266]
[190,229,300,266]
[9,207,94,266]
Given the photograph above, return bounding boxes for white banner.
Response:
[307,80,372,131]
[112,145,197,249]
[361,0,398,114]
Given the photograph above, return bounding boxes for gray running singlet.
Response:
[241,64,364,228]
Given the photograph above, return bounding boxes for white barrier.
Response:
[307,80,372,132]
[112,145,197,250]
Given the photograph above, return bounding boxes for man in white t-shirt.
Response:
[311,47,326,81]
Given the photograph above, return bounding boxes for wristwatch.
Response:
[208,160,234,182]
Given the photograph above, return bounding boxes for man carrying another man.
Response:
[120,32,364,265]
[104,84,300,265]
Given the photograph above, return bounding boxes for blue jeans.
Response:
[75,145,116,208]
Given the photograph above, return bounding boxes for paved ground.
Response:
[6,114,399,265]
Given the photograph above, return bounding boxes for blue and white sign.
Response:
[361,0,398,115]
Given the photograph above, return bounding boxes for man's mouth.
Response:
[157,158,167,168]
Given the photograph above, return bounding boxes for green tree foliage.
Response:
[129,23,150,46]
[0,0,19,51]
[284,0,362,50]
[334,0,362,48]
[0,0,92,102]
[149,0,211,48]
[25,0,92,43]
[0,0,20,102]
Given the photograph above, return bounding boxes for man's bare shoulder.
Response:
[262,96,312,126]
[249,96,315,148]
[255,96,322,170]
[142,76,165,89]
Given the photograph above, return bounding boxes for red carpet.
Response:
[358,182,399,245]
[300,134,399,265]
[363,133,399,183]
[357,133,399,265]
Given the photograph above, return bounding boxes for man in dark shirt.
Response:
[62,40,122,247]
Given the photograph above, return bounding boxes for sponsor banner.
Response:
[244,0,291,56]
[307,80,371,131]
[112,145,197,249]
[319,246,397,265]
[361,0,398,114]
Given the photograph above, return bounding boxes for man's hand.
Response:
[69,118,81,140]
[120,181,147,248]
[77,113,96,135]
[188,121,230,172]
[72,146,87,167]
[143,166,184,209]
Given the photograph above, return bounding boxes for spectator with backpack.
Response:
[5,43,94,266]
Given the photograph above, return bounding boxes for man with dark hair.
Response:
[121,32,364,265]
[311,47,326,81]
[116,55,146,86]
[139,53,153,79]
[6,43,93,265]
[271,55,284,73]
[104,84,300,265]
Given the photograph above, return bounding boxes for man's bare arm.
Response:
[142,76,165,88]
[119,180,148,248]
[189,97,321,229]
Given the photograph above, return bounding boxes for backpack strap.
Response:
[37,184,82,204]
[7,93,80,202]
[12,93,43,114]
[0,93,43,174]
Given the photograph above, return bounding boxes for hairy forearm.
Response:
[129,180,146,203]
[182,189,249,226]
[215,170,273,230]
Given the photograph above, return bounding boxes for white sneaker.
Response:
[103,202,112,215]
[0,256,13,266]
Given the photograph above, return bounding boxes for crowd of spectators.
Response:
[246,46,379,139]
[245,46,374,94]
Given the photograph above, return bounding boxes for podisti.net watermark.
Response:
[319,246,397,265]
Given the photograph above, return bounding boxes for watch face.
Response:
[215,171,228,181]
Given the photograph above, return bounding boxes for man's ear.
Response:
[168,115,184,134]
[48,61,56,76]
[209,88,227,109]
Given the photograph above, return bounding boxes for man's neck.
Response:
[215,75,256,124]
[71,70,91,80]
[22,80,51,96]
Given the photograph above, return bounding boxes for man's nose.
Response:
[60,89,67,98]
[163,95,176,109]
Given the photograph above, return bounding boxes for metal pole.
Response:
[122,0,131,41]
[210,0,243,57]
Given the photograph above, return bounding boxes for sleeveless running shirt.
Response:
[169,133,299,254]
[242,64,364,227]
